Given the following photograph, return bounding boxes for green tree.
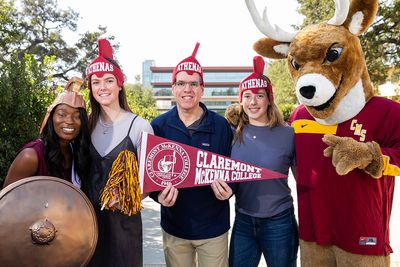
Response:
[389,67,400,101]
[267,60,297,105]
[0,0,116,185]
[362,0,400,85]
[0,0,115,82]
[0,54,55,185]
[125,80,160,122]
[297,0,400,85]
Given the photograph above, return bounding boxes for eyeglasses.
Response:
[174,81,201,89]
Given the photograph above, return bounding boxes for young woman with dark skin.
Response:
[3,77,91,190]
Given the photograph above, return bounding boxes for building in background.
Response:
[379,82,399,98]
[142,60,264,114]
[377,66,400,100]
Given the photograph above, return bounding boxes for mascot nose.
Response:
[300,86,316,99]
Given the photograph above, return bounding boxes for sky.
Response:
[60,0,303,83]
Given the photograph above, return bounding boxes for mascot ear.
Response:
[253,38,289,59]
[342,0,378,36]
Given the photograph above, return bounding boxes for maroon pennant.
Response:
[139,132,287,193]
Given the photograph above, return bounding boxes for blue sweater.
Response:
[150,103,233,239]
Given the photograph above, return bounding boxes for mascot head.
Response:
[245,0,378,125]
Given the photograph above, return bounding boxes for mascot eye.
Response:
[325,47,343,63]
[290,58,300,70]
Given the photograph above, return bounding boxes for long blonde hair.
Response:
[233,101,285,144]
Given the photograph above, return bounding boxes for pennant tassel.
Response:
[100,149,142,216]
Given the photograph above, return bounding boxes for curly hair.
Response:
[41,108,91,189]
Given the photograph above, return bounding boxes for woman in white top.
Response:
[85,38,157,267]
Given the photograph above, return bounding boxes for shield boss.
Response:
[0,176,98,267]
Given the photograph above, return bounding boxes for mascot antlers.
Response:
[245,0,384,177]
[245,0,377,123]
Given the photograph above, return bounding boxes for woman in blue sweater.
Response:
[225,56,298,267]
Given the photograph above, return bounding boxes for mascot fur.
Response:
[225,0,400,266]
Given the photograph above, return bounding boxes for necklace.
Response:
[99,109,123,135]
[99,117,112,134]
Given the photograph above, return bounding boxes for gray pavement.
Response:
[142,175,400,266]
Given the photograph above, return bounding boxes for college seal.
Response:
[145,142,190,187]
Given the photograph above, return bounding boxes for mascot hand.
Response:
[322,134,384,179]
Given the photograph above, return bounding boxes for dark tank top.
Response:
[87,116,142,267]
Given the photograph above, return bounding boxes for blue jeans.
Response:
[229,207,299,267]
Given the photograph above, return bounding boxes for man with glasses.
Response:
[150,43,234,267]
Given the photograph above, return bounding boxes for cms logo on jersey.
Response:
[350,119,366,142]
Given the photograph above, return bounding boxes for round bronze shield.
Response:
[0,176,98,267]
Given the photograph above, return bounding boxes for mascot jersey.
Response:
[289,96,400,256]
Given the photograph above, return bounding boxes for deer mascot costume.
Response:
[236,0,400,265]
